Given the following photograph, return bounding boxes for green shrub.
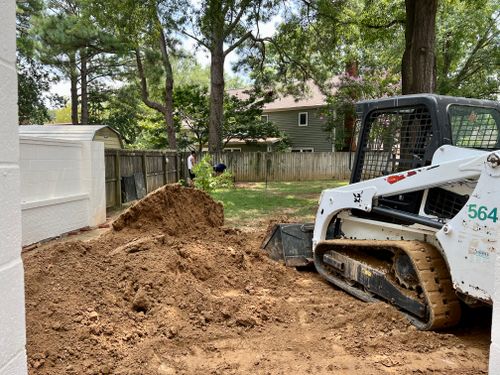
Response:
[192,155,235,192]
[192,155,214,191]
[215,170,235,189]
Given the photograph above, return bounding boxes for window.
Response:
[261,115,269,122]
[298,112,308,126]
[356,105,433,181]
[449,105,499,150]
[224,148,241,152]
[291,148,314,152]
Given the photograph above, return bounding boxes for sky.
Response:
[49,15,281,102]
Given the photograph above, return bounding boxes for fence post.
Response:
[163,152,168,184]
[142,153,149,193]
[265,152,271,188]
[114,150,122,208]
[177,153,182,182]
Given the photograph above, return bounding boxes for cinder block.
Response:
[1,2,26,373]
[0,350,27,375]
[0,0,15,65]
[0,62,18,163]
[0,260,26,370]
[490,342,500,375]
[0,166,21,266]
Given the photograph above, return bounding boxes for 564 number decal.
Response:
[468,204,498,223]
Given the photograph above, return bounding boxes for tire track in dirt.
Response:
[24,185,490,374]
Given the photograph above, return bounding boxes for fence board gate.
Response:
[105,149,179,209]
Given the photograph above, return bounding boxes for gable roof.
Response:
[227,79,338,113]
[18,125,123,147]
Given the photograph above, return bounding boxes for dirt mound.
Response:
[23,187,490,374]
[112,185,224,234]
[24,187,294,374]
[25,225,296,374]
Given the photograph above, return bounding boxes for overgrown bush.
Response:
[215,170,235,189]
[192,155,234,192]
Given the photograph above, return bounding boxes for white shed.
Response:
[18,125,124,149]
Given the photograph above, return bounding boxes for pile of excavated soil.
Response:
[111,184,224,233]
[24,185,490,374]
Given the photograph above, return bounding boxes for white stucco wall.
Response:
[0,0,28,373]
[20,137,106,246]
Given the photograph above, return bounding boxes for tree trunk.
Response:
[135,48,176,150]
[208,38,225,153]
[158,28,177,150]
[402,0,438,94]
[69,52,79,125]
[342,60,358,152]
[163,112,177,150]
[80,50,89,124]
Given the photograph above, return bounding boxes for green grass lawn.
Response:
[211,180,348,228]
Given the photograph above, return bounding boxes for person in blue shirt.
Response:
[213,162,227,175]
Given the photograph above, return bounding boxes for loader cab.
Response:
[351,94,500,221]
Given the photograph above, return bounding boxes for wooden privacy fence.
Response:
[105,149,179,208]
[105,151,352,208]
[210,152,354,182]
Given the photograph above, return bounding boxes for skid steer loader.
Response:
[262,94,500,330]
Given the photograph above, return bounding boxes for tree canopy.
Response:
[17,0,499,149]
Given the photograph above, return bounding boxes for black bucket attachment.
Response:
[261,223,314,267]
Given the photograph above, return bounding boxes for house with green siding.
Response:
[227,81,336,152]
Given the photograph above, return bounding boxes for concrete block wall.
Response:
[20,137,106,246]
[0,0,28,373]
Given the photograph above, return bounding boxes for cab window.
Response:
[449,105,500,149]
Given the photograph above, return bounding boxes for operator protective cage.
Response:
[352,94,500,184]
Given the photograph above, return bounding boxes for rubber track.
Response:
[315,239,461,330]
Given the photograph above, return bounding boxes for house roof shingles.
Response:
[227,79,338,112]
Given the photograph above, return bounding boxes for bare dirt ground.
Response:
[23,185,491,374]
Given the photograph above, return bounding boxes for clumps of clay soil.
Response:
[23,184,490,375]
[23,185,294,374]
[112,185,224,234]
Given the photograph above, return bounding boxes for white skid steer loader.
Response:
[262,94,500,330]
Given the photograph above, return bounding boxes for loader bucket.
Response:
[261,223,314,267]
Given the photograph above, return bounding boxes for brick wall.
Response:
[0,0,28,372]
[20,137,106,246]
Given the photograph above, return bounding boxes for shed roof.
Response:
[18,125,123,147]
